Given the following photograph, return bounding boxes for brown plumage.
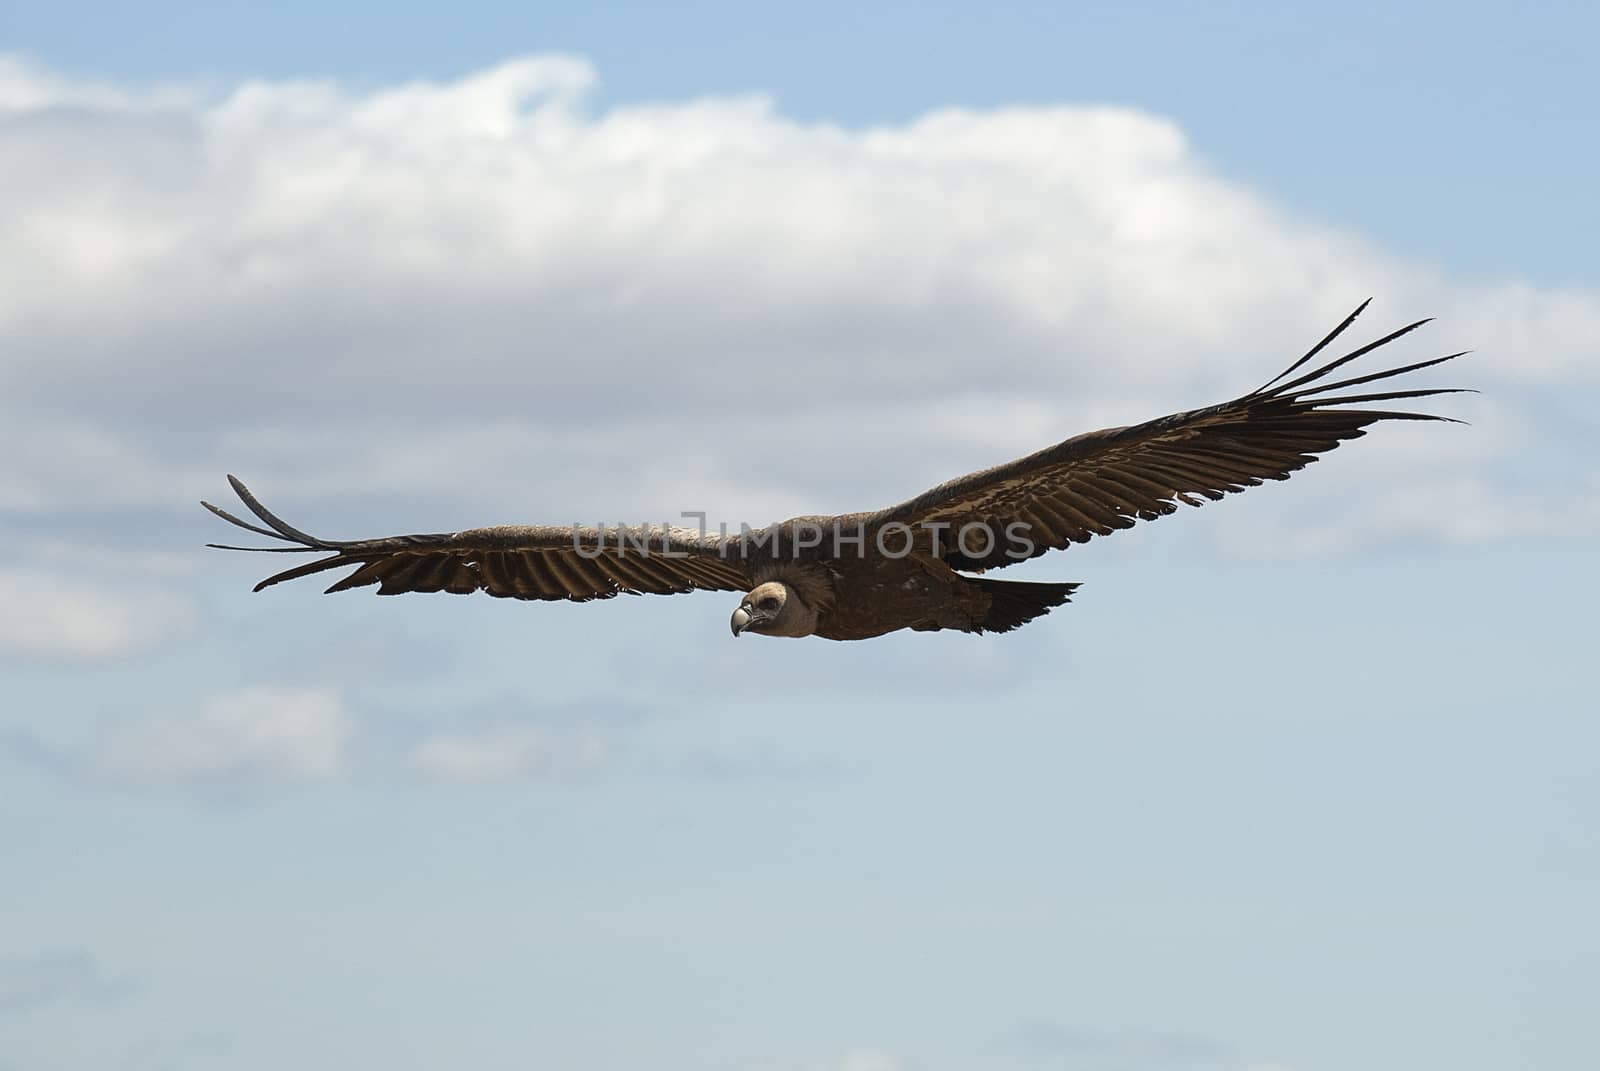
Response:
[204,301,1467,641]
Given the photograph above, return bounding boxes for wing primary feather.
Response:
[200,499,296,543]
[1306,406,1466,423]
[1252,298,1371,393]
[253,554,361,592]
[1286,352,1469,398]
[1267,317,1434,397]
[1301,387,1473,409]
[224,475,343,548]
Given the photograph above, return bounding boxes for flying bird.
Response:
[205,301,1466,641]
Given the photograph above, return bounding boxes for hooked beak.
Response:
[730,606,752,637]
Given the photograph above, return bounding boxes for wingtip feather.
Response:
[1253,298,1377,395]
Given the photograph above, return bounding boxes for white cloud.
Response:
[0,53,1592,555]
[410,723,609,783]
[0,568,192,661]
[97,686,349,783]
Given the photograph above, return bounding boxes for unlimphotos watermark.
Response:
[568,513,1037,561]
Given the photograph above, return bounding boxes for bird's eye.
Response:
[758,597,779,611]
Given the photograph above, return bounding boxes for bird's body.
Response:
[205,302,1467,641]
[736,544,1070,641]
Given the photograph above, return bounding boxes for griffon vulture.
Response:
[205,302,1465,641]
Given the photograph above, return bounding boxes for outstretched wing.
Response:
[872,301,1469,570]
[203,476,750,600]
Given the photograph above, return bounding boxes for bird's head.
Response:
[730,581,817,639]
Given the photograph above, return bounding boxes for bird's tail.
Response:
[970,577,1081,634]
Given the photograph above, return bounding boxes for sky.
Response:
[1,3,1597,1070]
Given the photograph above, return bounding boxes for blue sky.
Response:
[2,4,1597,1070]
